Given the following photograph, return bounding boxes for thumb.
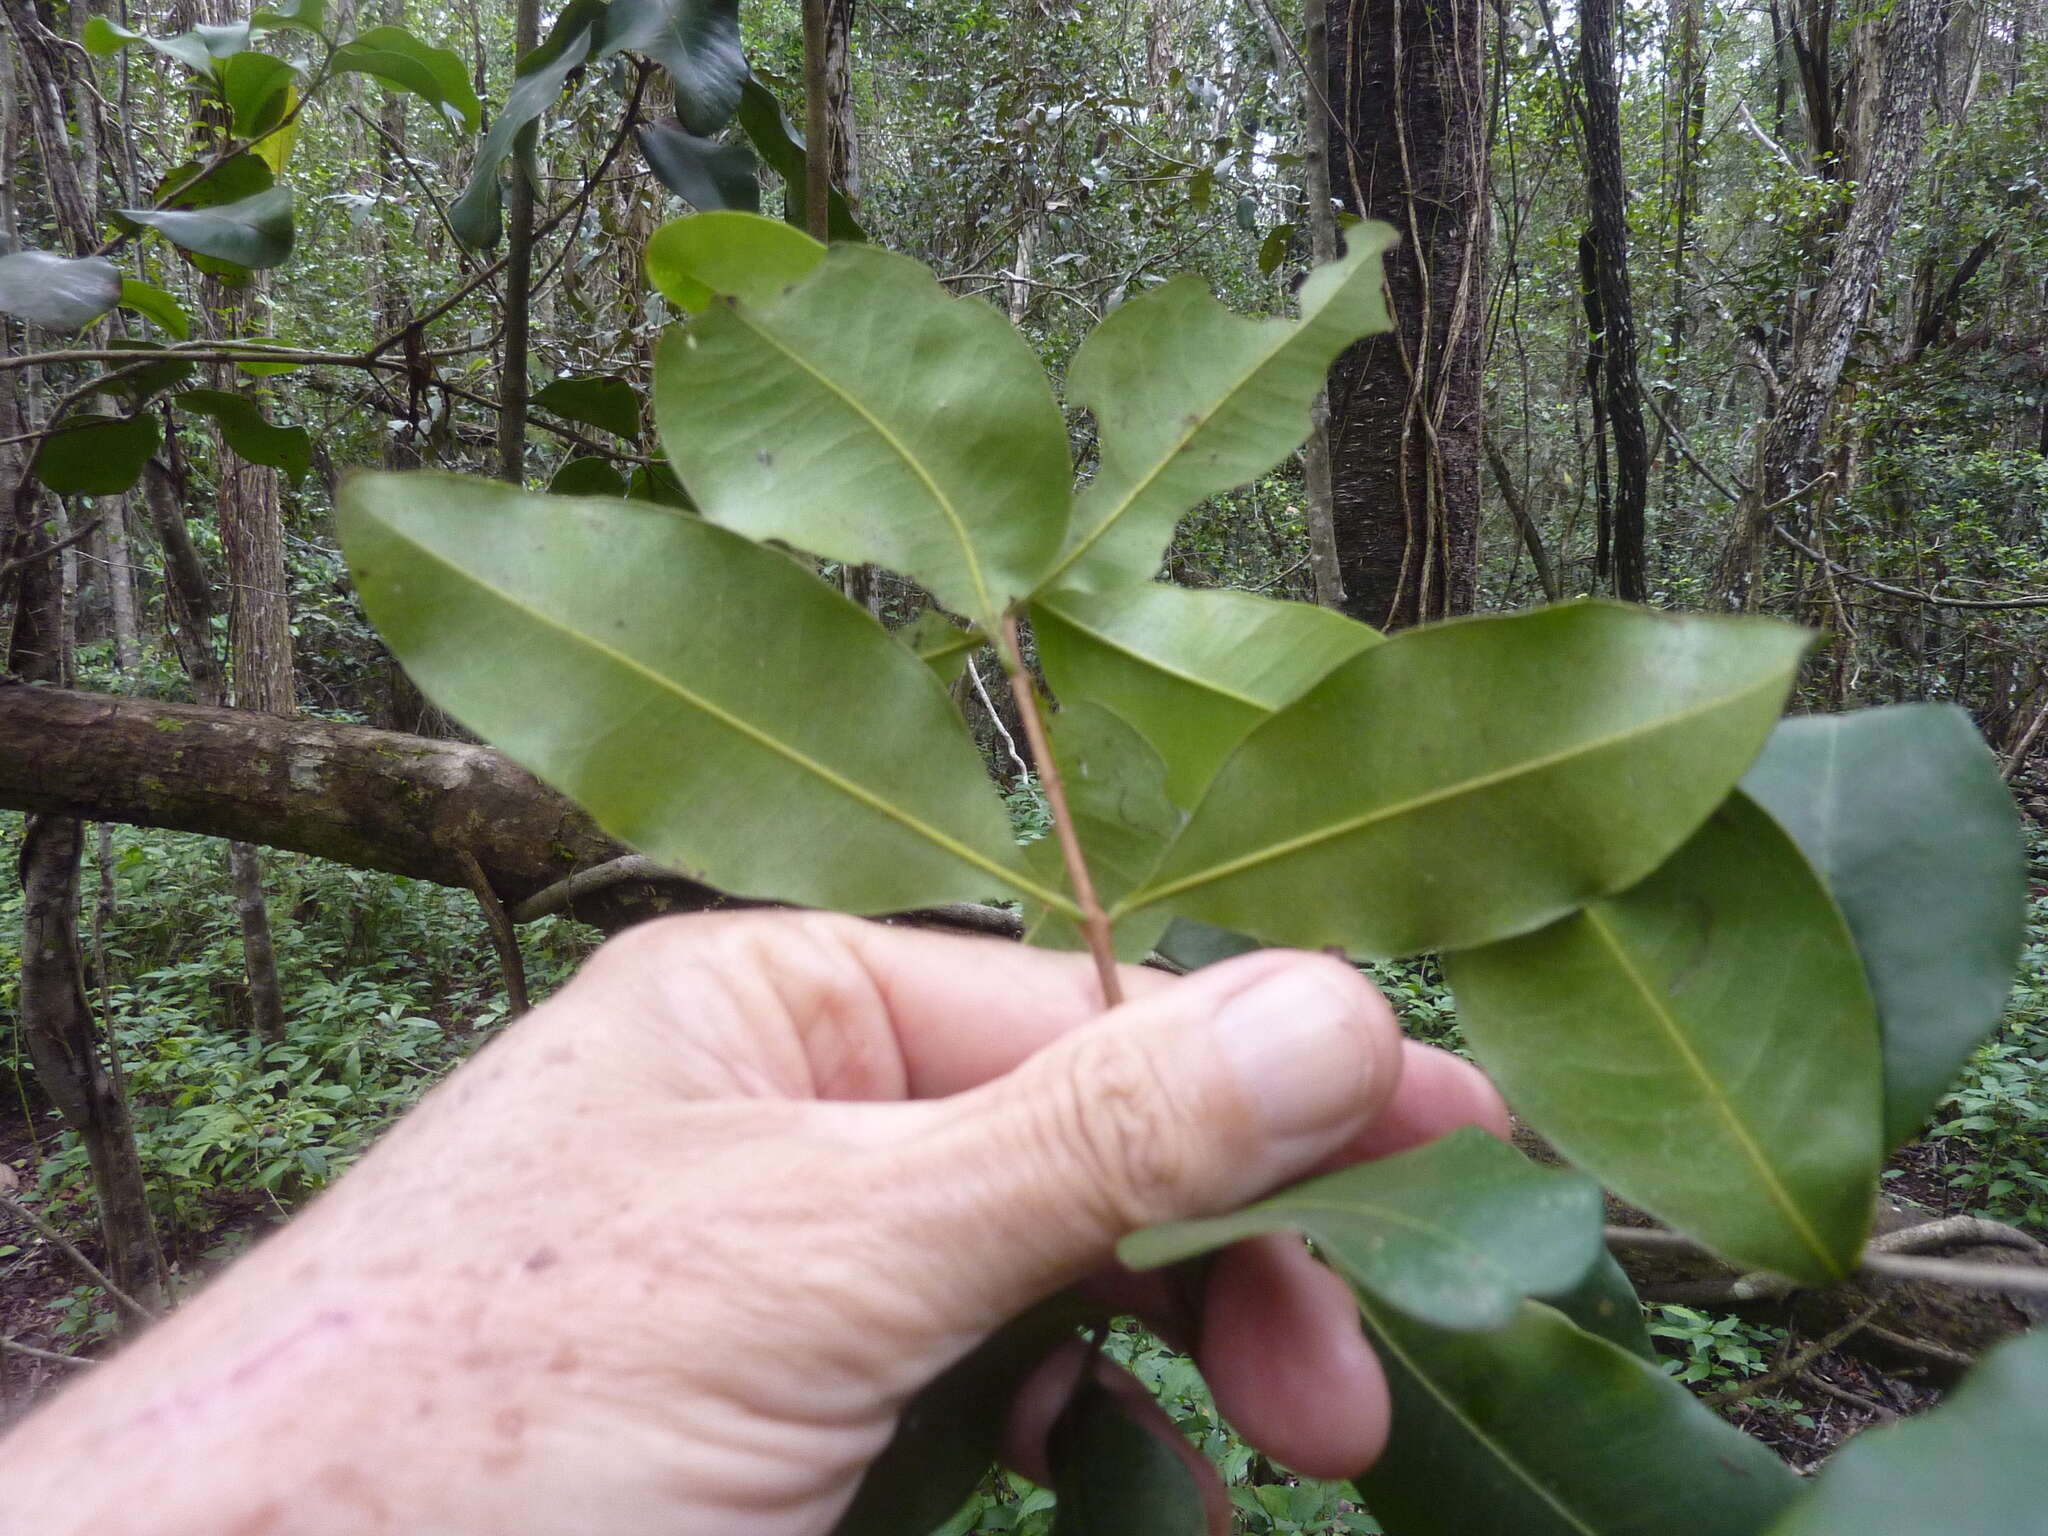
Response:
[891,950,1403,1332]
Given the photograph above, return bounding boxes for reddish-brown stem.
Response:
[998,614,1123,1008]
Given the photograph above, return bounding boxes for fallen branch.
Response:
[0,1337,93,1369]
[1608,1222,2048,1300]
[0,1193,154,1323]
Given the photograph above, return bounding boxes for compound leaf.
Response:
[1446,793,1884,1284]
[1047,222,1396,593]
[1121,1128,1604,1332]
[1122,603,1811,958]
[1741,704,2027,1147]
[339,472,1053,916]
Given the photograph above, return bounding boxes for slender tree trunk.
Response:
[1714,0,1943,606]
[2,0,166,1310]
[1298,0,1345,609]
[1578,0,1650,601]
[497,0,541,484]
[1324,0,1488,629]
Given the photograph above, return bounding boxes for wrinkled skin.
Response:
[0,912,1506,1535]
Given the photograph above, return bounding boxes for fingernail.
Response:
[1210,963,1378,1140]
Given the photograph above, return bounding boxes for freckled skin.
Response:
[0,913,1504,1536]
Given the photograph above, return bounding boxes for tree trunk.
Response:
[1324,0,1488,629]
[1714,0,1943,607]
[1299,0,1345,610]
[1578,0,1650,601]
[497,0,542,485]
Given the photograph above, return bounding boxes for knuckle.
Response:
[1025,1030,1198,1233]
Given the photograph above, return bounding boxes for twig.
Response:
[0,1194,155,1322]
[457,849,530,1018]
[0,1336,94,1368]
[997,615,1123,1007]
[966,656,1031,781]
[1702,1300,1883,1409]
[1734,99,1799,171]
[1801,1367,1898,1422]
[1607,1224,2048,1299]
[1771,521,2048,610]
[0,515,103,580]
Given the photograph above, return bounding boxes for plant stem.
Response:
[998,614,1123,1007]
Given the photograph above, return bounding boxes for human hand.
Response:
[0,911,1506,1535]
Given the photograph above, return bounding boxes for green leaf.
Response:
[1033,581,1379,808]
[219,52,297,139]
[1356,1296,1802,1536]
[176,388,313,483]
[91,339,195,403]
[653,224,1073,632]
[1741,703,2028,1147]
[1540,1249,1655,1361]
[1121,1128,1604,1331]
[1153,916,1262,971]
[626,460,694,509]
[734,76,865,241]
[448,21,594,249]
[898,610,981,686]
[249,0,326,33]
[596,0,744,135]
[1123,602,1811,958]
[120,186,294,273]
[331,26,482,133]
[832,1299,1088,1536]
[82,15,142,55]
[339,472,1058,916]
[1446,793,1883,1284]
[1025,702,1181,960]
[1766,1329,2048,1535]
[32,413,160,496]
[645,208,823,313]
[548,456,628,496]
[118,278,192,339]
[222,339,301,377]
[1047,222,1396,593]
[133,21,250,73]
[1047,1371,1207,1536]
[637,119,760,213]
[531,375,641,441]
[1257,223,1294,276]
[0,251,120,332]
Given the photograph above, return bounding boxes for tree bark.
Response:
[1715,0,1943,607]
[1324,0,1488,629]
[496,0,541,485]
[1577,0,1650,601]
[1299,0,1345,610]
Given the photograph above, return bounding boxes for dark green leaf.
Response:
[1124,603,1811,959]
[1741,703,2028,1146]
[596,0,743,135]
[1048,1371,1206,1536]
[1033,581,1379,808]
[32,413,160,496]
[1121,1128,1604,1331]
[1234,193,1258,232]
[120,186,294,273]
[0,252,120,332]
[832,1299,1089,1536]
[82,16,143,54]
[219,51,297,139]
[898,610,980,686]
[118,277,192,339]
[1356,1296,1801,1536]
[626,460,694,509]
[637,119,760,212]
[339,472,1057,916]
[1257,224,1294,277]
[331,26,482,132]
[1446,793,1883,1284]
[548,456,628,496]
[1047,224,1396,593]
[177,388,312,483]
[734,76,865,241]
[92,339,196,403]
[1539,1250,1655,1361]
[1767,1329,2048,1535]
[652,218,1073,633]
[531,375,641,441]
[448,22,594,248]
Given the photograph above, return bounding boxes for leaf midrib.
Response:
[1117,671,1787,916]
[1137,1195,1514,1287]
[726,304,999,625]
[1357,1295,1600,1536]
[1579,905,1837,1274]
[376,514,1072,915]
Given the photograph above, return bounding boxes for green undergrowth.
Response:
[0,815,595,1284]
